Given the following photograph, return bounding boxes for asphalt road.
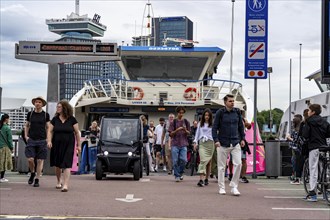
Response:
[0,171,329,220]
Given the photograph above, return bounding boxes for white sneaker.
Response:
[219,188,226,195]
[163,166,167,172]
[0,178,9,183]
[231,187,240,196]
[150,167,155,172]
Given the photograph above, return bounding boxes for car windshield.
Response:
[100,118,139,145]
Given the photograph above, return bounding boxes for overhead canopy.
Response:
[119,46,225,81]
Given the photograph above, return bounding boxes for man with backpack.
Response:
[168,106,191,182]
[302,104,330,202]
[24,96,50,187]
[212,94,245,196]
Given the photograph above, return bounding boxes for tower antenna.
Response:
[141,0,155,46]
[75,0,79,15]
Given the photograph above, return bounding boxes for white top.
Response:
[155,124,165,145]
[193,122,213,144]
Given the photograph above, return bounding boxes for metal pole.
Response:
[229,0,235,91]
[268,71,272,134]
[289,59,292,132]
[252,78,257,179]
[299,43,302,99]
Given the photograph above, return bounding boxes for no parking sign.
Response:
[245,0,268,79]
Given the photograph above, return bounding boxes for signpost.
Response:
[245,0,268,178]
[322,0,330,83]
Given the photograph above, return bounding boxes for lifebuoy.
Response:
[133,87,144,100]
[183,87,199,101]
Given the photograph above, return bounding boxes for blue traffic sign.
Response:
[245,0,268,79]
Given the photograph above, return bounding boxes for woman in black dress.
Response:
[47,100,81,192]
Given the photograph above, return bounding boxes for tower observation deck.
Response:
[46,12,107,39]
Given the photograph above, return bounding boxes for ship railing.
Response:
[83,77,243,102]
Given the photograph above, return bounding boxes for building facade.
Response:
[152,16,193,47]
[132,16,194,47]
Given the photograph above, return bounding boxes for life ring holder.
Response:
[133,87,144,100]
[183,87,199,101]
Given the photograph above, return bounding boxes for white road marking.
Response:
[139,178,150,182]
[115,194,143,203]
[272,208,330,211]
[255,182,297,185]
[265,196,323,199]
[0,188,12,190]
[258,188,304,191]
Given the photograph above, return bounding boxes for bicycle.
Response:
[303,145,330,204]
[187,146,199,176]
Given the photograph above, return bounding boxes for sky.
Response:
[0,0,324,111]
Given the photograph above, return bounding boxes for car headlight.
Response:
[128,152,133,157]
[104,151,109,156]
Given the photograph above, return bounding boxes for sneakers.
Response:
[150,167,155,172]
[290,178,301,185]
[304,195,317,202]
[197,180,204,187]
[0,178,9,183]
[163,166,167,172]
[180,175,184,181]
[168,170,172,175]
[204,179,209,186]
[228,174,233,181]
[231,187,240,196]
[28,172,36,185]
[175,177,181,182]
[240,177,249,183]
[33,178,39,187]
[154,167,158,172]
[219,188,226,195]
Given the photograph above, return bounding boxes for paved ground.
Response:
[0,171,329,220]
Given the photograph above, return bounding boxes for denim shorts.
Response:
[25,139,47,160]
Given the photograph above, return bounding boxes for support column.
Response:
[43,63,60,175]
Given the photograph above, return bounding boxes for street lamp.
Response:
[267,67,273,134]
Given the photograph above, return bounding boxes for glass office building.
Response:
[152,16,193,47]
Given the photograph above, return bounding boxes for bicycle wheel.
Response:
[190,152,197,176]
[303,158,309,194]
[317,160,323,194]
[322,162,330,204]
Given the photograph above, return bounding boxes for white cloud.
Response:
[0,0,324,112]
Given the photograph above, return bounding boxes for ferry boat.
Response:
[278,70,330,140]
[70,45,265,174]
[70,45,253,125]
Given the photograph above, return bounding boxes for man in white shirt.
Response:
[154,118,165,172]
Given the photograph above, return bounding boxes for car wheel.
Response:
[95,159,103,180]
[133,160,140,181]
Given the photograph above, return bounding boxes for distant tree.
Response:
[256,108,284,133]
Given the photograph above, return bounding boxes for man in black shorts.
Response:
[24,96,50,187]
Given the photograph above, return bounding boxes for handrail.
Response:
[82,77,243,102]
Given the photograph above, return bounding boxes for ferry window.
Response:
[122,56,208,80]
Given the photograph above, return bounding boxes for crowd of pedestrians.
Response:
[1,94,329,200]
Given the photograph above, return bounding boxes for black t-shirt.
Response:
[27,110,50,140]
